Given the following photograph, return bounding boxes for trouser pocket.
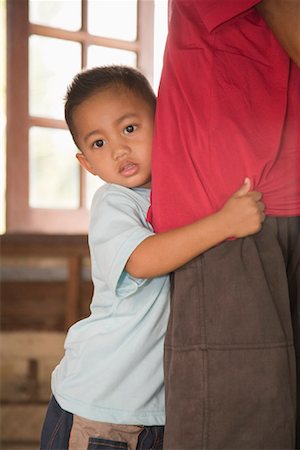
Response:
[87,437,128,450]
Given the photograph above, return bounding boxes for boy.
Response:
[40,65,265,450]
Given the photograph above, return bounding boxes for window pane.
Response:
[29,127,80,209]
[1,0,6,233]
[29,0,81,31]
[86,172,105,208]
[88,0,137,41]
[29,36,81,119]
[154,0,168,93]
[88,45,137,68]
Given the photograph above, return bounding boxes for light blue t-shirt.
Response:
[52,184,170,425]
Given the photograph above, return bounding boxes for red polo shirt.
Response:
[150,0,300,232]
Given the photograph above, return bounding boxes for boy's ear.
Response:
[76,153,96,175]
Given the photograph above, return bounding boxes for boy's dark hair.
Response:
[65,65,156,142]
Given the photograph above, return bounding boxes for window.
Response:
[5,0,167,233]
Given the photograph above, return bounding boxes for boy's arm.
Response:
[256,0,300,68]
[126,179,265,279]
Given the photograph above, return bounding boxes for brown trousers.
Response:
[69,416,142,450]
[164,217,300,450]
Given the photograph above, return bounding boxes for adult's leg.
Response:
[277,217,300,447]
[163,217,297,449]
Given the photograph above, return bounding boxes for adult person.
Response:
[149,1,300,449]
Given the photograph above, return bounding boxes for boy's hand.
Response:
[220,177,265,238]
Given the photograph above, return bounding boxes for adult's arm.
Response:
[256,0,300,67]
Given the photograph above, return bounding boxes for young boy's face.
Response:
[73,86,154,189]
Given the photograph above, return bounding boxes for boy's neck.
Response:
[134,181,151,190]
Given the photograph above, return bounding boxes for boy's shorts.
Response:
[40,396,164,450]
[163,216,299,450]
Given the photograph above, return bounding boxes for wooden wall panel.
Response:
[1,281,93,331]
[0,233,92,331]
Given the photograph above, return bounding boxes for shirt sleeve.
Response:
[89,187,154,296]
[189,0,262,32]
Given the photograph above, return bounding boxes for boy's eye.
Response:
[93,139,105,149]
[124,124,137,135]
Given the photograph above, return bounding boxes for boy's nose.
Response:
[111,143,130,160]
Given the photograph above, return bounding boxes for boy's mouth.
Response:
[119,162,138,176]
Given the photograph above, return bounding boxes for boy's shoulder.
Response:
[89,183,153,238]
[92,183,150,209]
[94,182,126,198]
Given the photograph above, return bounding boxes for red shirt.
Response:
[150,0,300,232]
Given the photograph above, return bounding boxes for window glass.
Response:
[29,0,81,31]
[88,0,137,41]
[87,45,137,69]
[86,172,105,208]
[29,36,81,119]
[154,0,168,92]
[29,127,80,209]
[1,0,6,233]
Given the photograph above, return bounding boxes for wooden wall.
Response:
[1,234,93,330]
[0,233,93,449]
